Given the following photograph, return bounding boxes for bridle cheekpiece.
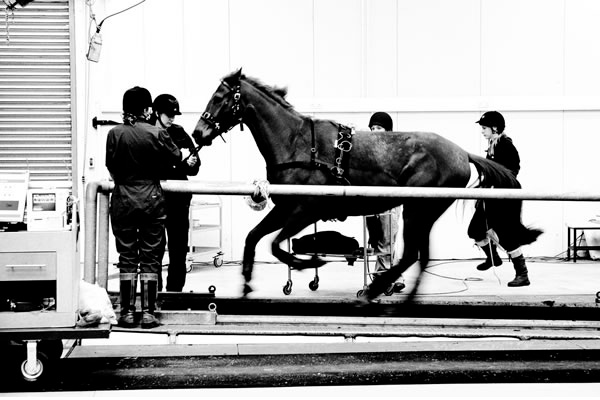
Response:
[200,80,244,142]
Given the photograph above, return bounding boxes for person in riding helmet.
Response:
[366,112,405,293]
[151,94,200,292]
[469,110,531,287]
[106,86,181,328]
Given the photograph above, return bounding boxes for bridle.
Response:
[199,80,244,142]
[199,77,354,185]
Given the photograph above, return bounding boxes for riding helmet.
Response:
[368,111,393,132]
[122,86,152,116]
[153,94,182,117]
[476,111,505,133]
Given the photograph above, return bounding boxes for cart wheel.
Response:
[186,263,193,273]
[356,289,364,297]
[283,280,293,295]
[20,357,44,382]
[208,285,216,294]
[308,276,319,291]
[384,284,395,296]
[213,255,223,268]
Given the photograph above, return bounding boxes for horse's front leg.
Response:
[242,205,289,296]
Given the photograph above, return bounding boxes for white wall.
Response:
[75,0,600,263]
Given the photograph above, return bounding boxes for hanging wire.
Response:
[3,6,14,44]
[96,0,146,32]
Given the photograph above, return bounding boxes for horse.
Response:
[192,68,542,302]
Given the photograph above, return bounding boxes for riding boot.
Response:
[476,243,503,271]
[140,273,160,329]
[508,255,530,287]
[118,272,138,328]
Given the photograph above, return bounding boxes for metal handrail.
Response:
[84,180,600,287]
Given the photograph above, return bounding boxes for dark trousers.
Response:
[164,197,191,291]
[112,217,166,275]
[468,200,521,253]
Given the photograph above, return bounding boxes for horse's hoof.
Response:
[242,283,253,297]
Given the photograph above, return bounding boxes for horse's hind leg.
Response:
[241,205,289,295]
[364,199,453,303]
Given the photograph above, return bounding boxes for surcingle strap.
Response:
[267,121,354,185]
[332,124,353,182]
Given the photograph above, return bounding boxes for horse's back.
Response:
[351,130,471,188]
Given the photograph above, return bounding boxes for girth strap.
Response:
[268,120,353,185]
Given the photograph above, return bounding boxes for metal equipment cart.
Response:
[186,195,224,271]
[285,212,399,296]
[0,201,111,382]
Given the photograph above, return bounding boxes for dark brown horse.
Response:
[192,69,541,301]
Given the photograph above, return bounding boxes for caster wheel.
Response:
[384,284,395,296]
[186,263,193,273]
[308,280,319,291]
[283,280,292,295]
[208,285,216,294]
[356,289,364,297]
[20,358,44,382]
[213,251,224,268]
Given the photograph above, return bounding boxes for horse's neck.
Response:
[242,85,306,167]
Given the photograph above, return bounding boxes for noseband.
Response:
[200,81,244,141]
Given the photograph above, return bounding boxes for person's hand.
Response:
[187,154,198,167]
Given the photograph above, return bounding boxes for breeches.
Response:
[112,216,166,274]
[468,201,521,252]
[366,207,399,270]
[165,200,191,291]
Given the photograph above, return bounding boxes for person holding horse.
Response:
[151,94,200,292]
[106,86,181,328]
[468,110,531,287]
[366,112,405,293]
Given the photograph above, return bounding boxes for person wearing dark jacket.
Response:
[152,94,200,292]
[106,86,181,328]
[366,112,405,293]
[468,110,530,287]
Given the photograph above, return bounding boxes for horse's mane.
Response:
[223,71,296,111]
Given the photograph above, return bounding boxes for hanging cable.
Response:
[86,0,146,62]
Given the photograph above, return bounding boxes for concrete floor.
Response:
[104,255,600,302]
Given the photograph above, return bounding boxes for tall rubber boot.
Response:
[508,255,530,287]
[118,272,138,328]
[140,273,160,329]
[476,243,503,271]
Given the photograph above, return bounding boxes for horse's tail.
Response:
[467,153,543,247]
[467,153,520,189]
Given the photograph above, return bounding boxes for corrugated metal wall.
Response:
[0,0,73,184]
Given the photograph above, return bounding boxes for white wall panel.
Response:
[396,0,480,97]
[314,0,363,97]
[181,0,231,109]
[364,0,398,97]
[230,0,314,96]
[481,0,564,96]
[564,0,600,96]
[100,1,147,110]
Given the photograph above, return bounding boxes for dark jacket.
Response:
[106,121,181,227]
[487,134,520,177]
[162,123,200,204]
[163,123,200,181]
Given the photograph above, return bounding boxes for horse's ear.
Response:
[233,68,242,81]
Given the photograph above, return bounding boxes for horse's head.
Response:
[193,68,244,147]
